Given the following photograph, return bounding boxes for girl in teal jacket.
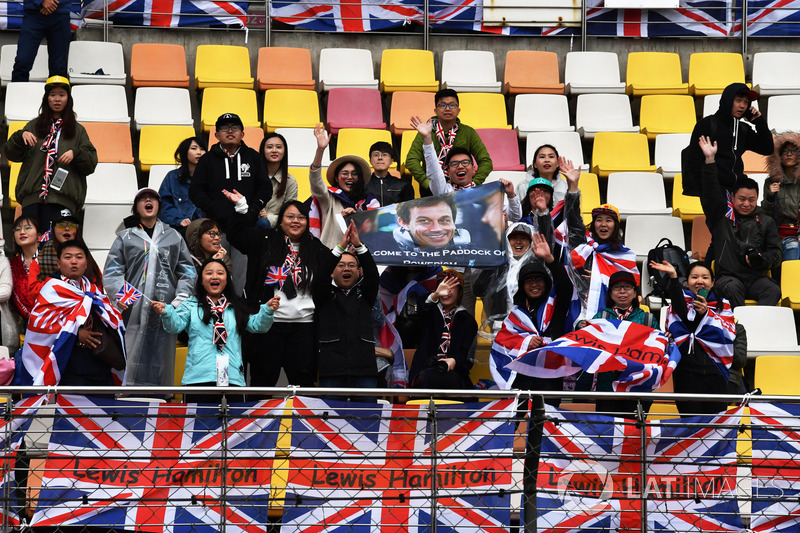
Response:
[152,258,279,402]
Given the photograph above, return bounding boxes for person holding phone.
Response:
[650,260,747,415]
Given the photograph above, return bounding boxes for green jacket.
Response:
[4,120,97,213]
[405,118,492,190]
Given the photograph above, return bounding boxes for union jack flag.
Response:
[734,0,800,35]
[115,281,144,306]
[508,319,681,392]
[81,0,247,27]
[38,229,52,243]
[570,237,639,320]
[29,394,287,531]
[0,0,82,30]
[725,191,736,222]
[271,0,423,31]
[537,405,743,533]
[265,265,289,287]
[750,402,800,532]
[281,396,516,532]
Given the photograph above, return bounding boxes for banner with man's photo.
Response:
[349,182,507,268]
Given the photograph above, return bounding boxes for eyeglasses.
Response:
[783,148,798,155]
[204,231,221,238]
[218,125,242,133]
[13,225,34,233]
[336,262,359,269]
[55,222,78,230]
[437,102,458,110]
[338,171,359,178]
[370,151,392,159]
[284,214,307,222]
[448,159,472,169]
[611,284,635,291]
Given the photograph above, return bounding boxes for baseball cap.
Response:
[45,75,70,94]
[215,113,244,130]
[134,187,160,204]
[591,204,620,222]
[526,177,554,193]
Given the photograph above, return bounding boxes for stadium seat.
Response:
[139,125,196,172]
[130,43,190,88]
[503,50,564,95]
[441,50,502,93]
[4,82,45,123]
[513,94,573,139]
[207,126,263,151]
[781,260,800,310]
[8,162,20,207]
[526,131,587,172]
[591,132,655,177]
[71,85,130,124]
[134,87,193,130]
[690,215,711,261]
[263,89,320,132]
[733,306,800,357]
[257,47,315,92]
[0,44,47,87]
[672,173,703,222]
[84,204,133,249]
[688,52,746,96]
[476,129,524,171]
[483,170,528,191]
[67,41,126,85]
[399,129,418,175]
[288,166,314,202]
[275,127,331,167]
[200,88,259,132]
[91,250,109,271]
[84,163,139,204]
[564,51,625,95]
[639,95,696,140]
[5,121,25,144]
[195,44,253,90]
[319,48,378,91]
[579,172,601,223]
[380,49,439,93]
[752,52,800,96]
[607,172,672,218]
[767,95,800,134]
[326,88,386,134]
[148,165,176,191]
[336,129,395,168]
[626,52,688,96]
[640,260,666,312]
[82,122,134,164]
[743,151,768,174]
[457,93,511,129]
[623,215,685,261]
[703,94,759,117]
[750,173,769,203]
[575,94,639,139]
[754,355,800,395]
[655,133,690,178]
[389,91,435,135]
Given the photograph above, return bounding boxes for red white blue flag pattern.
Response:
[571,238,639,320]
[81,0,247,27]
[115,281,144,306]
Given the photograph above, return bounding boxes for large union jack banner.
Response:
[281,396,517,532]
[81,0,247,27]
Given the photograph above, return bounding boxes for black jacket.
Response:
[409,301,476,388]
[514,260,573,339]
[188,142,272,232]
[688,83,774,192]
[311,247,379,378]
[365,173,415,206]
[700,162,782,282]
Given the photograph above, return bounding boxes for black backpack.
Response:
[646,238,691,299]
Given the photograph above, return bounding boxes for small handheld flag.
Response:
[115,281,144,306]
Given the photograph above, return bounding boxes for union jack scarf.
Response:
[280,236,303,299]
[39,119,62,201]
[208,295,228,350]
[665,289,736,380]
[433,118,458,180]
[308,187,380,239]
[437,306,457,358]
[570,236,639,319]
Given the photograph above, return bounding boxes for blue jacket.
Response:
[25,0,70,14]
[161,296,274,386]
[158,169,203,229]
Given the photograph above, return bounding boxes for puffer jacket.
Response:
[762,131,800,226]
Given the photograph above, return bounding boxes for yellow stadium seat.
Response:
[380,49,439,93]
[262,89,320,133]
[139,125,196,172]
[639,95,697,140]
[672,173,704,221]
[647,402,680,422]
[288,166,313,203]
[406,399,462,405]
[200,88,260,133]
[626,52,689,96]
[579,172,601,221]
[457,93,511,130]
[174,345,188,400]
[688,52,747,96]
[755,355,800,394]
[399,129,418,175]
[591,132,656,177]
[9,162,20,208]
[781,260,800,310]
[336,128,396,169]
[256,47,315,92]
[6,121,25,142]
[195,44,253,90]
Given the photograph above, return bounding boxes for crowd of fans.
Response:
[2,76,788,415]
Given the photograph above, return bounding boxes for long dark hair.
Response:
[333,160,367,203]
[12,215,40,255]
[260,133,290,199]
[586,217,623,247]
[519,185,553,217]
[531,144,560,178]
[174,136,205,184]
[264,201,319,288]
[34,87,77,139]
[195,258,254,336]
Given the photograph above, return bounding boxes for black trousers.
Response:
[673,369,729,416]
[245,321,316,388]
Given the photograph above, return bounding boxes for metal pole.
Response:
[638,402,648,533]
[523,395,546,533]
[103,0,109,42]
[742,0,748,57]
[265,0,271,48]
[581,0,587,51]
[429,399,438,532]
[219,396,229,533]
[424,0,429,51]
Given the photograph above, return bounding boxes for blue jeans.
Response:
[782,236,800,261]
[12,9,71,82]
[318,375,378,404]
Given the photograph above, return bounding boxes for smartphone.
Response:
[697,288,710,299]
[49,167,68,191]
[743,108,755,121]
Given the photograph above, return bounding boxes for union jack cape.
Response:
[570,237,639,320]
[20,276,126,387]
[665,289,736,380]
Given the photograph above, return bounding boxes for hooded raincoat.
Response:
[104,219,197,387]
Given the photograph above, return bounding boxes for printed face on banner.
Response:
[399,201,456,249]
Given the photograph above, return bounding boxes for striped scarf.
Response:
[433,118,458,180]
[571,237,639,319]
[208,295,228,350]
[39,119,62,201]
[308,188,380,239]
[281,237,302,299]
[437,307,457,358]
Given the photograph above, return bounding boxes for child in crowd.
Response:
[158,136,206,234]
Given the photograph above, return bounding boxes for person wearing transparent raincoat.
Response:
[104,187,197,387]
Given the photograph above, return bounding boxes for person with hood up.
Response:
[687,82,773,194]
[762,132,800,261]
[185,218,233,272]
[104,187,196,388]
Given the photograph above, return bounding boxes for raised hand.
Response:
[648,259,677,279]
[698,135,717,162]
[313,123,330,150]
[532,188,548,212]
[499,178,516,198]
[531,232,554,263]
[410,116,433,144]
[559,156,580,192]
